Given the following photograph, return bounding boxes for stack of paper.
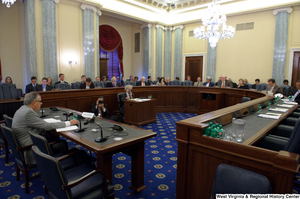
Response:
[82,112,94,118]
[44,118,61,123]
[266,112,282,116]
[277,104,294,108]
[258,114,280,120]
[269,108,288,113]
[56,126,79,132]
[283,101,298,105]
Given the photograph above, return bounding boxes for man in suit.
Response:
[292,80,300,104]
[81,75,86,83]
[106,77,121,87]
[175,77,180,81]
[148,76,153,85]
[203,76,214,87]
[36,77,53,91]
[25,76,38,93]
[55,73,68,84]
[283,79,289,86]
[217,75,233,88]
[137,76,149,86]
[12,92,79,164]
[194,77,202,86]
[166,78,171,86]
[95,76,100,81]
[251,79,260,89]
[266,78,283,94]
[80,77,95,89]
[90,96,109,118]
[186,75,191,81]
[119,85,135,115]
[134,76,139,86]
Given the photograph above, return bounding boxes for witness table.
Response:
[124,99,157,126]
[40,107,156,192]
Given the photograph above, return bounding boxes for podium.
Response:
[124,99,157,126]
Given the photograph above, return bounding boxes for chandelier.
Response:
[194,0,235,48]
[2,0,16,7]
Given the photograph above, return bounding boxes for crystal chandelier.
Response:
[194,0,235,48]
[2,0,16,7]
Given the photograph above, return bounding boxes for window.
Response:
[100,48,120,79]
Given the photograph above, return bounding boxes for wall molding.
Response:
[165,26,173,31]
[155,24,165,30]
[273,7,292,15]
[141,23,153,29]
[173,25,184,31]
[81,3,102,15]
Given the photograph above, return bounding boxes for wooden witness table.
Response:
[124,99,157,126]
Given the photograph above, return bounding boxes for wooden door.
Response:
[291,52,300,86]
[185,56,203,82]
[100,58,109,77]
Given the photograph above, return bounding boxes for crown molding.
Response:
[141,23,153,29]
[81,3,102,16]
[172,25,184,30]
[165,26,173,31]
[273,7,292,15]
[155,24,165,30]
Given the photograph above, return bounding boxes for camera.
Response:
[98,100,104,104]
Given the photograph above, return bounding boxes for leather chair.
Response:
[0,83,18,99]
[182,81,193,86]
[29,130,95,171]
[244,83,251,89]
[16,88,23,98]
[32,145,114,199]
[54,83,71,90]
[123,81,135,86]
[94,81,105,88]
[211,163,271,198]
[0,121,10,163]
[241,97,250,103]
[0,123,40,193]
[71,82,81,89]
[3,114,12,128]
[170,80,181,86]
[261,83,268,91]
[280,85,291,97]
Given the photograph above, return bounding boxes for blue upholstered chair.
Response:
[29,130,95,171]
[1,123,40,193]
[280,85,290,97]
[124,81,135,86]
[241,97,250,103]
[261,83,268,91]
[182,81,193,86]
[0,120,10,163]
[71,82,81,89]
[0,83,18,99]
[244,83,251,89]
[32,145,114,199]
[3,114,12,128]
[55,83,71,90]
[16,88,23,98]
[211,164,271,198]
[94,81,105,88]
[170,80,181,86]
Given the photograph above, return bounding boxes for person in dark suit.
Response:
[292,80,300,104]
[148,76,153,85]
[25,76,38,93]
[119,85,135,115]
[251,79,260,89]
[203,76,214,87]
[36,77,53,91]
[55,73,68,84]
[137,76,150,86]
[12,92,79,164]
[81,75,86,83]
[134,76,139,86]
[266,78,283,94]
[80,77,95,89]
[237,78,248,89]
[217,75,233,88]
[166,78,171,86]
[90,96,109,118]
[106,77,121,87]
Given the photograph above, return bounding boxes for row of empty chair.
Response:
[0,83,23,99]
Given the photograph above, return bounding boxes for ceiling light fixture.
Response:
[193,0,235,48]
[2,0,16,7]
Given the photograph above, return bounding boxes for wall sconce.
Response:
[68,60,78,65]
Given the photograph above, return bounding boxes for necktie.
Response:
[293,90,300,100]
[197,82,199,86]
[43,86,46,91]
[222,82,225,88]
[98,107,102,118]
[142,83,144,86]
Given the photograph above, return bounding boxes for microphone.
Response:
[40,108,47,118]
[74,114,86,133]
[63,111,73,121]
[84,119,107,142]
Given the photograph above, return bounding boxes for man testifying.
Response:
[12,92,79,164]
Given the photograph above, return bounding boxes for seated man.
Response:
[148,76,153,85]
[166,78,171,86]
[134,76,139,86]
[292,80,300,104]
[194,77,202,86]
[119,85,135,115]
[80,77,95,89]
[81,75,86,83]
[36,77,53,91]
[175,77,180,81]
[203,76,214,87]
[186,75,191,81]
[106,77,121,87]
[283,79,289,86]
[251,78,260,89]
[90,96,109,118]
[95,76,100,81]
[266,78,283,94]
[55,73,68,84]
[137,76,149,86]
[25,76,38,93]
[217,75,233,88]
[12,92,79,164]
[101,75,107,82]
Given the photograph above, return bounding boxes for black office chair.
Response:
[241,97,250,103]
[0,83,18,99]
[211,164,271,199]
[3,114,13,128]
[54,83,71,90]
[32,145,114,199]
[94,81,105,88]
[71,82,81,89]
[1,123,40,193]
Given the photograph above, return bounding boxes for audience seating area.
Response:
[0,83,23,99]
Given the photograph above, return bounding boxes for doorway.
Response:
[291,52,300,86]
[185,56,203,82]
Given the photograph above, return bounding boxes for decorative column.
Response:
[156,25,164,78]
[81,4,101,79]
[24,0,38,80]
[272,7,292,84]
[96,10,101,77]
[173,25,183,80]
[142,24,153,78]
[206,41,217,82]
[164,27,172,79]
[42,0,59,82]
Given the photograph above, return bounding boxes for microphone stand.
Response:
[94,122,108,142]
[74,114,86,133]
[40,108,47,118]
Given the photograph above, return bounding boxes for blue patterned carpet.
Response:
[0,112,197,199]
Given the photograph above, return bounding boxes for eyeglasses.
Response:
[35,100,43,104]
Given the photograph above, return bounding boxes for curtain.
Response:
[99,25,124,75]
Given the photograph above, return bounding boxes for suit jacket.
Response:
[119,92,135,115]
[12,105,66,164]
[25,83,37,93]
[237,84,248,89]
[251,84,257,89]
[291,89,300,104]
[80,82,95,89]
[106,82,121,88]
[136,81,150,86]
[203,82,214,87]
[90,102,109,118]
[194,81,203,86]
[217,80,233,88]
[148,80,153,85]
[36,84,53,92]
[266,84,283,94]
[55,81,68,85]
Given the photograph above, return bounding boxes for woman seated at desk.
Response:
[156,77,166,86]
[237,78,248,89]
